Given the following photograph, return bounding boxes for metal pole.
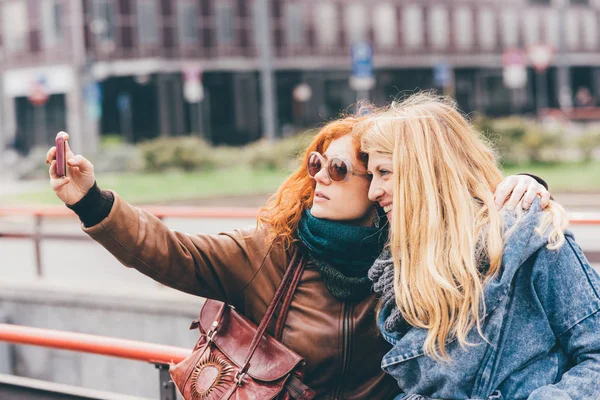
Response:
[555,0,572,110]
[356,90,369,103]
[155,363,177,400]
[255,0,277,141]
[34,215,43,278]
[535,70,548,115]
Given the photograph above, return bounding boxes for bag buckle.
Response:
[234,365,249,386]
[205,320,219,342]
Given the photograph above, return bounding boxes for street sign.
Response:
[293,83,312,102]
[183,66,204,103]
[502,49,527,67]
[528,45,554,73]
[502,49,527,89]
[434,63,452,88]
[85,82,102,120]
[28,76,49,106]
[116,93,130,113]
[350,41,375,91]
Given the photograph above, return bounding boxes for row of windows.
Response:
[1,0,599,55]
[2,0,64,53]
[309,3,598,52]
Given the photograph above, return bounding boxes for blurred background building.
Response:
[1,0,599,154]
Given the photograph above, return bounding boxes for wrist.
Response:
[67,182,115,227]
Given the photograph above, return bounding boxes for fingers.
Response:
[494,176,516,209]
[64,138,75,159]
[539,190,551,209]
[49,160,59,179]
[46,146,56,164]
[67,154,94,174]
[50,176,71,191]
[519,183,540,210]
[504,182,528,211]
[56,131,69,141]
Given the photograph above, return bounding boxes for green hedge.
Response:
[136,134,314,173]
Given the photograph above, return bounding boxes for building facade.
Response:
[1,0,599,153]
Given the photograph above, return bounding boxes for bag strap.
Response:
[275,250,307,340]
[238,246,305,376]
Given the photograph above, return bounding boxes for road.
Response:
[0,214,599,294]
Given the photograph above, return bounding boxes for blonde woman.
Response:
[358,94,600,400]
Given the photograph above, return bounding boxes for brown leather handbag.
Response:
[169,249,315,400]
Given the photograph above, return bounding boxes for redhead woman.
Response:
[46,113,547,399]
[359,94,600,399]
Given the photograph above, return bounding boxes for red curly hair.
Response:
[257,115,369,249]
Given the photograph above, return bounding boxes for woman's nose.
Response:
[368,182,383,202]
[313,166,331,185]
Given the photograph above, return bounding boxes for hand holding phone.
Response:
[47,132,96,205]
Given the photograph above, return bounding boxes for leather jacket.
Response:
[82,193,398,399]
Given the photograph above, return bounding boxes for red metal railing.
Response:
[0,323,191,399]
[0,206,599,277]
[0,205,258,277]
[0,324,191,364]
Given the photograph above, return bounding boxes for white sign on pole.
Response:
[502,49,527,89]
[183,66,204,103]
[528,45,554,73]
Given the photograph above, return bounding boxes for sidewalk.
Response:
[0,177,46,197]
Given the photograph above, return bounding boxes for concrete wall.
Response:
[0,281,204,399]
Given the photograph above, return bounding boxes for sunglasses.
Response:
[307,151,371,182]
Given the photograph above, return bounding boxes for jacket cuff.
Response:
[66,182,115,227]
[518,173,548,190]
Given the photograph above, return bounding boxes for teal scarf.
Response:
[297,210,387,301]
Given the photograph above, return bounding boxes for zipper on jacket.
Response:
[332,302,353,400]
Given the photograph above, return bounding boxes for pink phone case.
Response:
[56,137,66,177]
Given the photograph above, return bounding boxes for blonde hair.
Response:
[357,93,567,360]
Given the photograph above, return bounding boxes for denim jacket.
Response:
[378,200,600,400]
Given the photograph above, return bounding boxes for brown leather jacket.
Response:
[83,194,398,399]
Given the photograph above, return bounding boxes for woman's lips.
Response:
[315,191,330,202]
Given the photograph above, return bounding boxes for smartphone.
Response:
[55,136,67,177]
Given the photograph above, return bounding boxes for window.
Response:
[91,0,115,43]
[544,9,560,48]
[177,0,198,45]
[501,9,519,48]
[42,0,65,49]
[373,3,397,48]
[284,2,305,46]
[315,2,337,47]
[2,0,28,53]
[582,12,597,49]
[344,2,367,43]
[478,8,496,51]
[454,6,473,50]
[566,10,580,50]
[215,2,235,45]
[403,5,423,49]
[429,5,449,49]
[523,9,540,46]
[137,0,159,45]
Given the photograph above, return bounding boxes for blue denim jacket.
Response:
[378,200,600,399]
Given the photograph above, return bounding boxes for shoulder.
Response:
[528,234,600,335]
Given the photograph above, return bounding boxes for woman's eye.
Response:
[379,169,391,176]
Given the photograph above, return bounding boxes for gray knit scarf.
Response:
[368,247,409,333]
